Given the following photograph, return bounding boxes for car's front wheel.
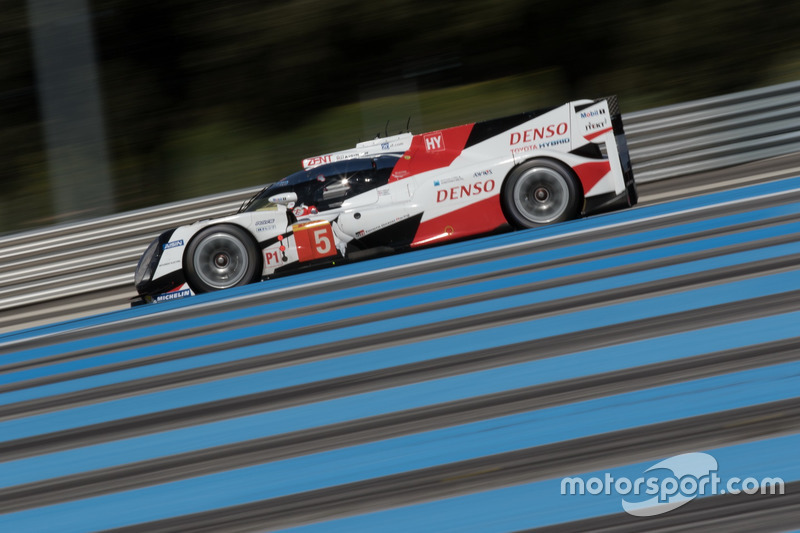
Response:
[501,159,581,228]
[184,224,262,293]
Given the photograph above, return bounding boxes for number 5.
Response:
[313,227,332,254]
[293,221,336,262]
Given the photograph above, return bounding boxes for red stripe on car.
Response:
[411,195,506,247]
[390,123,475,181]
[573,160,611,193]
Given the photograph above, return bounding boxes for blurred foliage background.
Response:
[2,0,800,233]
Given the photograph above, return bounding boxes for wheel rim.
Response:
[192,232,249,289]
[512,167,570,224]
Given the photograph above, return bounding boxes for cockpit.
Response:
[241,155,399,213]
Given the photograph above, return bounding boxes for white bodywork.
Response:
[141,98,633,303]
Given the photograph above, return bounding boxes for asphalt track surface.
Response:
[3,151,800,336]
[2,154,800,531]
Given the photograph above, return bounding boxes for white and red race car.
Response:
[134,96,636,304]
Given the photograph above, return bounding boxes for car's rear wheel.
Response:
[184,225,261,293]
[501,159,580,228]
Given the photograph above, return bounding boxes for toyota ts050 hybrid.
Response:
[134,96,637,304]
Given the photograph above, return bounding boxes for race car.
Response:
[133,96,637,304]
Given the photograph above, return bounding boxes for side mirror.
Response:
[268,192,298,206]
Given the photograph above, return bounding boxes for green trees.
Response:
[1,0,798,232]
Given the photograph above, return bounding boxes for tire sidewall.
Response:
[184,224,262,294]
[501,159,581,228]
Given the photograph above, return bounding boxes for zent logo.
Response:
[423,132,445,152]
[303,155,332,168]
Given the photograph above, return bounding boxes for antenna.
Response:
[405,116,411,132]
[384,119,390,138]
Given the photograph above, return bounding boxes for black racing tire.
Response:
[501,159,581,228]
[184,224,262,294]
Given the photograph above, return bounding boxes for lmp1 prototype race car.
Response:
[133,96,637,304]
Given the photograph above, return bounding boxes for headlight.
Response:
[134,237,160,289]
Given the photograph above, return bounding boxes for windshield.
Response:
[240,156,398,213]
[240,168,308,212]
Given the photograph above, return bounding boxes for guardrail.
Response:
[0,188,260,313]
[1,80,799,316]
[625,79,800,182]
